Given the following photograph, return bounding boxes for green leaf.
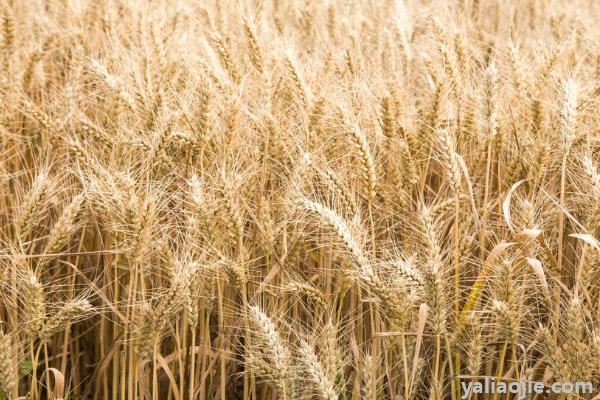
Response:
[20,359,34,376]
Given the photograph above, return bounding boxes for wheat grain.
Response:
[0,1,598,398]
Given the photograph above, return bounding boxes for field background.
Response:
[0,0,599,399]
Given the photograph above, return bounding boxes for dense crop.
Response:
[0,0,599,399]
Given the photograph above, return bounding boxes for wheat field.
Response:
[0,0,599,399]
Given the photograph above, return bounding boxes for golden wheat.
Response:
[0,0,599,399]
